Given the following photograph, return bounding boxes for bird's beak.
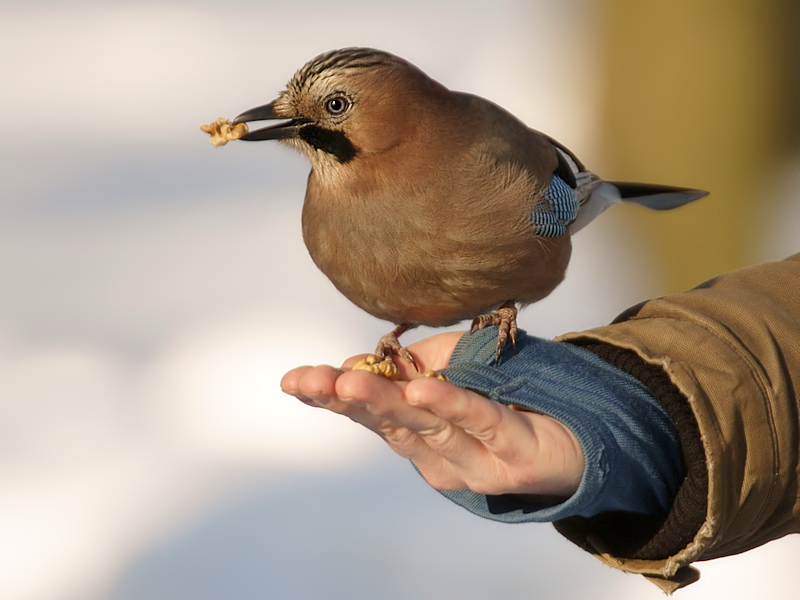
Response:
[233,101,307,141]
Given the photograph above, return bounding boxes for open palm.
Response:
[281,332,584,498]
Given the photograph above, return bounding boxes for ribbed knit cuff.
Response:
[553,340,707,560]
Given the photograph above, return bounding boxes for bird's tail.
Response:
[568,181,707,234]
[609,182,708,210]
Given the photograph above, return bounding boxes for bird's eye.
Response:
[325,96,349,115]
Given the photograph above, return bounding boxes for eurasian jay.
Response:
[227,48,707,364]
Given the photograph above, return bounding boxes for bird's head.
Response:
[234,48,451,173]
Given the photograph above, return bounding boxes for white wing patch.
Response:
[568,182,622,234]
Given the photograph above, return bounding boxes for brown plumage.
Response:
[231,48,707,364]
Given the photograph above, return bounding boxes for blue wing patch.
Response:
[532,175,579,237]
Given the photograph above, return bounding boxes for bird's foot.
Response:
[350,323,448,380]
[470,302,518,364]
[374,323,418,370]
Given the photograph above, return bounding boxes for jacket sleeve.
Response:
[554,252,800,592]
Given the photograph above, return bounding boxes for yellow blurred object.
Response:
[600,1,799,292]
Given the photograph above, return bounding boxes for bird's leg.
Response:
[470,301,518,364]
[375,323,418,370]
[352,324,451,380]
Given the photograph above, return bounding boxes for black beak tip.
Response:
[232,101,278,125]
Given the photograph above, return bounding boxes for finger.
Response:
[402,379,538,494]
[405,377,530,459]
[341,354,371,370]
[281,365,425,443]
[282,365,402,431]
[373,423,467,491]
[330,369,471,488]
[334,370,443,431]
[280,365,313,395]
[405,331,465,371]
[281,364,342,404]
[405,377,505,438]
[280,366,329,407]
[407,379,584,496]
[342,377,501,476]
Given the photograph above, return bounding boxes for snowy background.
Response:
[1,1,799,599]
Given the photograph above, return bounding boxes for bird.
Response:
[228,47,707,366]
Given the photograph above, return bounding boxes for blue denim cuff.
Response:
[430,327,683,523]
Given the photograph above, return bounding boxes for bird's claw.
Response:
[470,302,518,364]
[375,325,418,371]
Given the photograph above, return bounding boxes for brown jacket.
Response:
[555,253,800,592]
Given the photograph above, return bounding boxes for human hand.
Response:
[280,332,584,498]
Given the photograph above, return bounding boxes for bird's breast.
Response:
[300,154,571,326]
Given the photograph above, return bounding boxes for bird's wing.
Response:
[531,134,603,236]
[544,135,602,207]
[542,136,708,234]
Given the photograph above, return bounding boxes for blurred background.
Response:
[1,0,799,598]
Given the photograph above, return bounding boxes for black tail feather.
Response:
[609,182,709,210]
